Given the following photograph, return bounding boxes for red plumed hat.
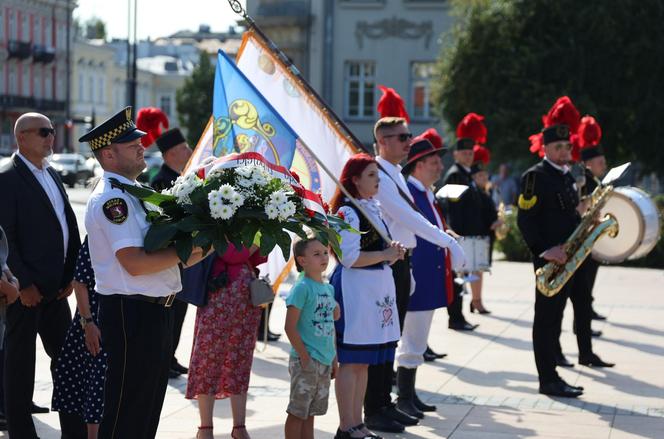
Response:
[377,85,410,122]
[529,133,545,158]
[472,144,490,165]
[136,107,169,148]
[578,115,602,148]
[542,96,580,133]
[414,128,444,149]
[456,112,487,144]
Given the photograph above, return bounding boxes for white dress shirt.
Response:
[375,156,455,250]
[17,152,69,258]
[85,171,181,297]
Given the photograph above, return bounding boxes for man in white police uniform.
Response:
[81,107,206,439]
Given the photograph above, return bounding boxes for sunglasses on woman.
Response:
[22,127,56,138]
[382,132,413,142]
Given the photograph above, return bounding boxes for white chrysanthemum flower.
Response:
[218,184,234,199]
[265,203,279,220]
[235,165,254,178]
[230,192,245,207]
[237,177,254,188]
[277,201,296,220]
[252,172,267,186]
[270,190,288,205]
[217,204,235,220]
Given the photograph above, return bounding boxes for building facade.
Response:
[248,0,453,146]
[0,0,73,154]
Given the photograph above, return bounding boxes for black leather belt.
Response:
[121,294,176,307]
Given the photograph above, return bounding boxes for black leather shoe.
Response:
[258,330,281,342]
[31,402,49,414]
[414,393,436,412]
[555,354,575,368]
[364,412,405,433]
[168,368,182,379]
[423,346,446,362]
[0,411,6,431]
[579,354,615,368]
[591,329,603,338]
[171,359,189,374]
[383,405,419,426]
[448,321,478,331]
[539,381,583,398]
[558,378,584,391]
[591,310,607,320]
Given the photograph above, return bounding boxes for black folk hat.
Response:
[156,128,187,153]
[542,124,570,145]
[402,138,447,175]
[78,106,146,151]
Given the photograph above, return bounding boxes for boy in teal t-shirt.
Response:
[284,236,340,439]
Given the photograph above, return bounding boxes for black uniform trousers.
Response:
[4,298,86,439]
[170,298,187,366]
[447,280,466,325]
[554,260,594,359]
[97,295,173,439]
[533,261,592,385]
[364,254,411,417]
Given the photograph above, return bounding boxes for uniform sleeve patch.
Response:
[103,198,129,224]
[518,172,538,210]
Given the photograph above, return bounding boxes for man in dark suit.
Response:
[441,137,481,331]
[0,112,85,438]
[150,128,192,378]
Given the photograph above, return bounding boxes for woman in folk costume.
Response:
[330,153,405,439]
[468,144,502,314]
[395,130,454,418]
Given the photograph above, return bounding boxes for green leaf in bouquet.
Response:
[241,222,260,249]
[258,232,277,256]
[229,233,245,254]
[108,178,176,207]
[144,222,179,252]
[327,228,343,259]
[282,222,308,240]
[177,215,210,233]
[275,230,293,260]
[175,237,193,264]
[189,185,209,206]
[235,209,269,220]
[145,210,162,223]
[212,237,228,257]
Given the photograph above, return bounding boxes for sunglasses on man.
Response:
[382,132,413,142]
[22,127,56,138]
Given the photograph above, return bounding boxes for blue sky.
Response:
[74,0,246,40]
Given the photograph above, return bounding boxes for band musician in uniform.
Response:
[517,124,613,399]
[81,107,208,438]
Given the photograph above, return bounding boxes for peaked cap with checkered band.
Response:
[78,106,146,151]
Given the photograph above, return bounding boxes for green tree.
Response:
[176,52,215,146]
[84,17,107,40]
[433,0,664,174]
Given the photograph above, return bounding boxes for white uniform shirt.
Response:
[375,156,456,250]
[85,171,181,297]
[17,152,69,258]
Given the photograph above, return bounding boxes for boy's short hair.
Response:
[373,117,407,154]
[293,235,321,272]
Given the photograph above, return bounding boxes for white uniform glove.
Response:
[447,238,467,272]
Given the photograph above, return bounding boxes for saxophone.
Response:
[535,184,619,297]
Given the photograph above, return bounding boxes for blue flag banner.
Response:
[212,50,298,168]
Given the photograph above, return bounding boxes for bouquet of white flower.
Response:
[110,152,350,263]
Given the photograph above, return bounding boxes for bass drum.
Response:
[592,186,661,263]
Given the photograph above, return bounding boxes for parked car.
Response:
[50,153,93,187]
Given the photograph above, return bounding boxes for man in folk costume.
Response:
[577,116,608,322]
[395,130,454,418]
[531,97,613,370]
[136,107,194,379]
[441,113,488,331]
[366,87,466,433]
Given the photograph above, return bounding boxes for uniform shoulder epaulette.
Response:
[518,171,538,210]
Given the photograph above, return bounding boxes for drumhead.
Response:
[592,187,660,263]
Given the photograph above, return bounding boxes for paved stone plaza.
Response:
[8,255,662,439]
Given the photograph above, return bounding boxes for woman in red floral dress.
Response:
[186,244,267,439]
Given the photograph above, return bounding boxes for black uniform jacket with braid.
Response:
[442,163,485,236]
[516,159,581,267]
